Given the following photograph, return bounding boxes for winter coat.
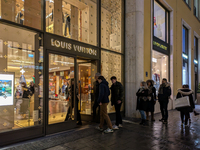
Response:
[97,79,110,104]
[110,81,124,105]
[176,88,195,112]
[136,88,149,111]
[158,82,171,102]
[147,86,156,112]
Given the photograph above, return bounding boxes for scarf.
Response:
[158,83,166,94]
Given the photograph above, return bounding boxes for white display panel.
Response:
[0,73,14,106]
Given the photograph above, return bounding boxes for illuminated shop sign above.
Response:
[153,41,167,51]
[51,39,97,56]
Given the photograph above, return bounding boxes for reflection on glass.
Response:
[101,0,122,53]
[48,54,75,124]
[101,51,122,113]
[0,0,42,29]
[182,61,188,85]
[0,23,43,133]
[154,1,165,41]
[152,50,168,95]
[77,60,97,115]
[46,0,97,46]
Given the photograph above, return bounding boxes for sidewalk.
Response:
[2,106,200,150]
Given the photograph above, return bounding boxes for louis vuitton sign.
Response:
[51,38,97,56]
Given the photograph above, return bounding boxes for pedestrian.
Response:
[96,76,113,133]
[92,73,101,122]
[136,81,149,126]
[158,78,171,124]
[110,76,124,130]
[146,80,156,121]
[176,85,195,127]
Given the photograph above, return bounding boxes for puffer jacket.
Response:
[158,82,171,101]
[97,79,110,104]
[176,88,195,112]
[110,81,124,105]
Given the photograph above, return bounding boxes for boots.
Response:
[151,112,155,121]
[139,120,144,125]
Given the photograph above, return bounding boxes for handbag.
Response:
[174,95,190,109]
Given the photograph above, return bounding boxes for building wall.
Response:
[144,0,200,105]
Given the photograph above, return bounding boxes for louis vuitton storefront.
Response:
[0,0,124,146]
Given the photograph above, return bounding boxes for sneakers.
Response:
[163,120,168,124]
[118,124,123,128]
[96,126,103,132]
[112,125,119,130]
[104,128,114,133]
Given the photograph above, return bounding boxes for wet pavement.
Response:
[2,106,200,150]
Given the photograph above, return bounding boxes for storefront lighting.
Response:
[20,69,25,74]
[194,59,198,64]
[182,53,188,59]
[152,58,157,63]
[165,64,166,65]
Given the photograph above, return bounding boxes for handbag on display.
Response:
[174,95,190,109]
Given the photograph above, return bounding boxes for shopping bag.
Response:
[174,96,190,109]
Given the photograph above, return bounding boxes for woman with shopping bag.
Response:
[176,85,195,127]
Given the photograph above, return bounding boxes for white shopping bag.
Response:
[174,96,190,109]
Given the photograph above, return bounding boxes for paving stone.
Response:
[2,106,200,150]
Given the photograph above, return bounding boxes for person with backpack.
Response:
[96,76,113,133]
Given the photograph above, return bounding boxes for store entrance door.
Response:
[77,59,97,121]
[46,52,77,134]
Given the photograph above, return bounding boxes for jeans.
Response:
[114,103,122,126]
[159,100,169,121]
[99,103,113,129]
[180,111,190,125]
[139,110,146,120]
[64,20,70,36]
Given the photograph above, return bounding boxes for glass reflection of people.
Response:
[20,82,31,119]
[30,81,35,95]
[92,73,101,122]
[65,79,82,125]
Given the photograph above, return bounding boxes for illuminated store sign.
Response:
[153,41,167,51]
[51,39,97,56]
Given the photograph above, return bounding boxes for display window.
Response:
[101,0,122,53]
[154,1,166,42]
[46,0,97,46]
[0,23,43,133]
[152,50,168,95]
[0,0,42,30]
[101,50,123,112]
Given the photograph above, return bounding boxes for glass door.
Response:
[47,52,76,134]
[77,59,97,120]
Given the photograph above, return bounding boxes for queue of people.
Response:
[136,78,171,125]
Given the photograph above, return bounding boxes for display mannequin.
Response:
[64,13,71,36]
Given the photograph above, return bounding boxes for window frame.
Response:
[182,26,189,85]
[183,0,191,9]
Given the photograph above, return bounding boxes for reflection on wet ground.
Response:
[3,105,200,150]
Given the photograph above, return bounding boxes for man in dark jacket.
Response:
[93,73,101,122]
[110,76,123,129]
[158,78,171,124]
[96,76,113,133]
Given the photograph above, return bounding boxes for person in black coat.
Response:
[176,85,195,126]
[110,76,124,129]
[158,78,171,124]
[146,80,156,121]
[136,81,149,125]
